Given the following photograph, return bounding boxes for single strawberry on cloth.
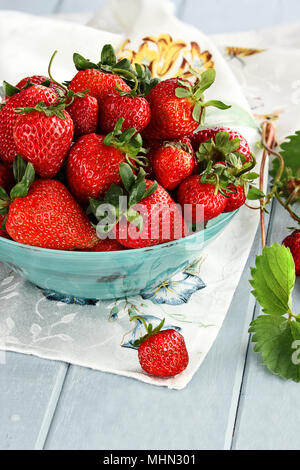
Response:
[0,0,265,389]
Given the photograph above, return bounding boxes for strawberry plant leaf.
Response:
[279,131,300,176]
[250,244,295,317]
[249,315,300,382]
[247,186,265,200]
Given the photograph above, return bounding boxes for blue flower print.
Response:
[42,289,98,306]
[140,272,206,305]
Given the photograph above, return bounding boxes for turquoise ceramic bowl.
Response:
[0,211,236,300]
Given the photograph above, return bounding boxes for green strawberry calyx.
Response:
[2,78,55,100]
[103,118,149,169]
[175,69,231,125]
[200,153,258,197]
[196,131,244,165]
[0,156,35,221]
[130,316,166,348]
[14,101,71,120]
[197,132,258,196]
[89,162,158,234]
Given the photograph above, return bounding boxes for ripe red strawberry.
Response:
[0,163,14,193]
[223,184,246,212]
[16,75,65,97]
[144,70,230,140]
[177,175,227,223]
[6,179,98,251]
[135,320,189,377]
[191,126,252,163]
[153,141,195,190]
[13,103,74,178]
[69,69,131,105]
[67,119,147,203]
[0,85,58,164]
[92,164,187,249]
[283,231,300,276]
[116,180,187,248]
[81,238,125,252]
[68,94,99,137]
[99,93,151,134]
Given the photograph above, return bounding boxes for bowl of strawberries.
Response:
[0,45,256,300]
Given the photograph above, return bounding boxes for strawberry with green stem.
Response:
[67,118,149,203]
[47,50,99,136]
[130,316,189,377]
[99,62,158,134]
[190,126,252,163]
[68,44,140,105]
[90,162,187,249]
[0,156,98,250]
[2,76,65,102]
[153,140,195,190]
[144,69,230,140]
[13,101,74,178]
[0,85,58,164]
[197,131,258,213]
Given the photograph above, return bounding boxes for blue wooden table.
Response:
[0,0,300,451]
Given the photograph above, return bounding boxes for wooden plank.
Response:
[43,228,263,450]
[180,0,300,34]
[0,0,60,14]
[233,201,300,450]
[0,353,68,450]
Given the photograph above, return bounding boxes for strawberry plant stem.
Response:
[259,121,276,248]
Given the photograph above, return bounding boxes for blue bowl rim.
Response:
[0,210,237,258]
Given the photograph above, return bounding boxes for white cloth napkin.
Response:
[0,0,283,389]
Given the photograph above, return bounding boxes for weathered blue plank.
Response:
[233,201,300,450]
[0,353,68,450]
[0,0,59,14]
[181,0,300,34]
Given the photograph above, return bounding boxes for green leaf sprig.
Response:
[249,244,300,382]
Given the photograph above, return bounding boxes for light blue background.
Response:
[0,0,300,33]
